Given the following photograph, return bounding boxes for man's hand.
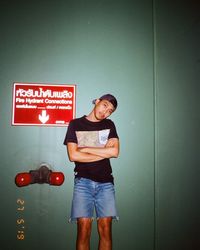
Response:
[105,138,117,148]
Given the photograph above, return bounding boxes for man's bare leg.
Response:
[76,218,92,250]
[97,217,112,250]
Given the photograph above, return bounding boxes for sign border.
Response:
[12,82,76,127]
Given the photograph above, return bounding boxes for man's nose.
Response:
[102,109,107,114]
[104,109,110,115]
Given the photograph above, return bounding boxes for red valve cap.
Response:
[49,172,65,186]
[15,173,32,187]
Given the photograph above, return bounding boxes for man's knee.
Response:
[77,218,93,239]
[97,217,112,239]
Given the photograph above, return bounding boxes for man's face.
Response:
[93,99,115,121]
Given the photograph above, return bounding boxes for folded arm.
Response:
[79,138,120,159]
[67,142,105,162]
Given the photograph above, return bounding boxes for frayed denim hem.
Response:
[96,216,119,221]
[68,216,119,223]
[68,217,95,223]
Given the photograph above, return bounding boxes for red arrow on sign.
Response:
[39,110,49,124]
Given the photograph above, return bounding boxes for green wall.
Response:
[0,1,199,250]
[155,2,200,249]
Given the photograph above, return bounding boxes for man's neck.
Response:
[86,111,100,122]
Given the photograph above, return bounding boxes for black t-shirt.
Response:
[63,115,119,184]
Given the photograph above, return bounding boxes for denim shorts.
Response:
[69,177,119,222]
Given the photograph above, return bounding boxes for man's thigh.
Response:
[70,178,95,221]
[95,182,118,220]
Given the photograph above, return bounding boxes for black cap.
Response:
[93,94,118,109]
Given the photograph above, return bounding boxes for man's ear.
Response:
[95,99,101,105]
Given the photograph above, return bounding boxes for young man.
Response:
[63,94,119,250]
